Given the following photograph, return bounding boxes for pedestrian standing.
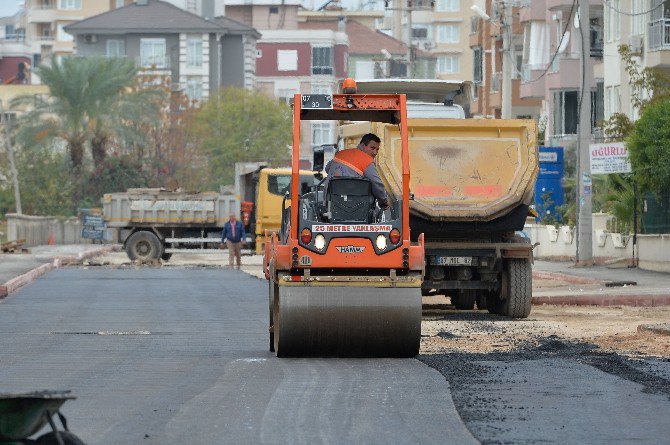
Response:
[220,212,246,269]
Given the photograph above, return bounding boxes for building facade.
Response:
[65,0,259,100]
[518,0,604,145]
[469,0,542,119]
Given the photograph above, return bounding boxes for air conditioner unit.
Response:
[84,34,97,43]
[423,41,435,50]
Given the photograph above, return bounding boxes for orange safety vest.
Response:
[332,148,374,176]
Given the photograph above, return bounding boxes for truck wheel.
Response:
[453,290,476,310]
[125,231,162,261]
[499,258,532,318]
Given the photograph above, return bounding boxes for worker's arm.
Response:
[221,224,229,243]
[363,164,389,209]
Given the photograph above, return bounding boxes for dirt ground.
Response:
[421,296,670,359]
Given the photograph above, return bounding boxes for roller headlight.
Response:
[314,234,326,251]
[375,234,387,251]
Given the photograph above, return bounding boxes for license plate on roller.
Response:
[436,256,472,266]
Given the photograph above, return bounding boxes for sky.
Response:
[0,0,21,18]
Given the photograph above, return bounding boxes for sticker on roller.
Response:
[336,246,365,253]
[313,224,392,233]
[299,255,313,266]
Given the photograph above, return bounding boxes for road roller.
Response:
[263,81,425,357]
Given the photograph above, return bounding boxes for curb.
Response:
[0,245,120,300]
[637,324,670,336]
[532,270,602,285]
[532,293,670,307]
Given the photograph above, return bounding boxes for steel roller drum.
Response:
[274,286,421,357]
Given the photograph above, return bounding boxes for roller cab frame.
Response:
[263,90,425,357]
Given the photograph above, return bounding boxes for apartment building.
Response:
[14,0,111,66]
[469,0,542,119]
[602,0,670,123]
[518,0,604,145]
[411,0,473,81]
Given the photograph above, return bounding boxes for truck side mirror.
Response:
[313,146,325,173]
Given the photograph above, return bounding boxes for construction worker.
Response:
[220,212,246,268]
[325,133,389,209]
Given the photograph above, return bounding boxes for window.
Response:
[106,40,125,59]
[605,0,620,41]
[277,49,298,71]
[412,28,428,39]
[59,0,81,10]
[5,24,15,38]
[267,174,313,196]
[312,122,333,149]
[115,0,125,7]
[473,46,482,83]
[436,0,459,12]
[56,24,72,42]
[631,0,645,36]
[185,78,203,101]
[187,38,203,68]
[553,90,579,135]
[141,38,166,68]
[312,46,333,75]
[437,55,459,74]
[106,39,124,57]
[436,24,459,43]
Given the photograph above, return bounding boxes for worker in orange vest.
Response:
[325,133,389,209]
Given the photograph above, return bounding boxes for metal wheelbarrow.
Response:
[0,391,85,445]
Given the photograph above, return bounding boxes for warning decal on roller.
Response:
[313,224,392,233]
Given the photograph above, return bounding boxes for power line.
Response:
[602,0,663,17]
[515,0,578,84]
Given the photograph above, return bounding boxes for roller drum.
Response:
[273,286,421,357]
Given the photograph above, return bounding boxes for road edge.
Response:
[0,245,121,299]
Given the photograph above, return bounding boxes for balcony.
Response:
[647,19,670,69]
[27,6,56,24]
[519,0,546,24]
[520,64,546,99]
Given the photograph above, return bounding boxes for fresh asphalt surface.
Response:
[0,267,476,445]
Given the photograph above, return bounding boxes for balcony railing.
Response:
[649,19,670,50]
[490,72,501,93]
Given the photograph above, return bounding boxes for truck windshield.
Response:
[267,174,313,196]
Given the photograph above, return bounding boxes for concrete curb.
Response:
[637,323,670,336]
[532,293,670,307]
[0,245,121,300]
[532,270,602,285]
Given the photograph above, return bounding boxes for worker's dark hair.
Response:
[360,133,381,146]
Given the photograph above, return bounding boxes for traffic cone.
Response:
[48,230,55,245]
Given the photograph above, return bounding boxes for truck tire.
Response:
[453,290,476,310]
[125,231,162,261]
[499,258,532,318]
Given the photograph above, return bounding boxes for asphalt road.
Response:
[0,267,476,445]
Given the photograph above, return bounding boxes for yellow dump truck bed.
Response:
[340,119,538,222]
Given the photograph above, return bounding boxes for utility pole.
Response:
[576,0,592,264]
[392,0,402,41]
[0,100,22,215]
[501,1,513,119]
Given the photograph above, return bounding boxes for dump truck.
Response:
[104,165,317,261]
[340,79,538,318]
[264,85,425,357]
[103,188,238,261]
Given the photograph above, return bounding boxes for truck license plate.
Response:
[436,256,472,266]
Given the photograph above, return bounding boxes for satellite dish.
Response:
[574,7,580,29]
[558,31,570,54]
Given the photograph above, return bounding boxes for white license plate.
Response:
[436,256,472,266]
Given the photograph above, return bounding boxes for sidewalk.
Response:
[0,244,119,298]
[532,260,670,307]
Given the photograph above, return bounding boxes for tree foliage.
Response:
[627,99,670,197]
[194,87,292,187]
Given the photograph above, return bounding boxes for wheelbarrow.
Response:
[0,391,85,445]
